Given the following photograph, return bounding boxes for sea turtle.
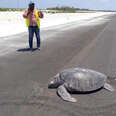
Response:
[48,68,115,102]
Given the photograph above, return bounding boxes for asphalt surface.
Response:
[0,13,116,116]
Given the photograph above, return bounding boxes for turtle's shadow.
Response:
[17,48,39,52]
[56,87,103,97]
[69,87,103,95]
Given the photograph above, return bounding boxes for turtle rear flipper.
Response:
[57,85,77,103]
[104,83,115,92]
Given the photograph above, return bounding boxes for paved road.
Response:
[0,14,116,116]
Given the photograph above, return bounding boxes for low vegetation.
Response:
[0,8,25,11]
[46,6,89,13]
[0,7,90,13]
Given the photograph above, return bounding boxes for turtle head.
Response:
[48,73,64,88]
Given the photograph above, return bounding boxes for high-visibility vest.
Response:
[26,10,40,28]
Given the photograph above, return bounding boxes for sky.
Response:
[0,0,115,11]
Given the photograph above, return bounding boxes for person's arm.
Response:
[23,9,31,18]
[38,11,44,18]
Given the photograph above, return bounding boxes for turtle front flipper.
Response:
[104,83,115,92]
[57,85,77,103]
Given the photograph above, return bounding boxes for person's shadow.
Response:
[17,48,39,52]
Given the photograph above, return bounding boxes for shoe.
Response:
[37,47,40,50]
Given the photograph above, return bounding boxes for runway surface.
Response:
[0,13,116,116]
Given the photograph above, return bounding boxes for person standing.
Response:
[23,2,43,50]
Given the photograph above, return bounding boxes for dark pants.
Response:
[28,26,40,49]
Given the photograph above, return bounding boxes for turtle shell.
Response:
[59,68,107,92]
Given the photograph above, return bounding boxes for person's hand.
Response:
[39,11,44,18]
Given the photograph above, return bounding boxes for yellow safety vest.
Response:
[26,10,40,28]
